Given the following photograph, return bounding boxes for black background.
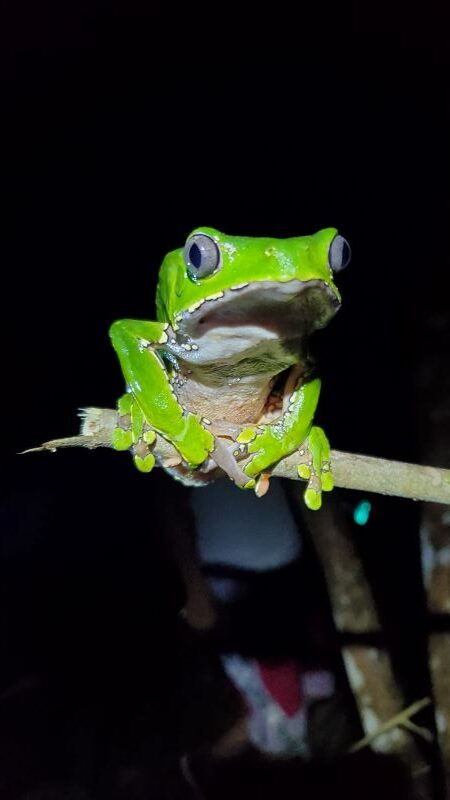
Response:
[2,3,450,797]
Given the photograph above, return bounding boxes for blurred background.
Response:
[2,2,450,798]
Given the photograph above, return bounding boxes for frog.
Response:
[109,227,350,509]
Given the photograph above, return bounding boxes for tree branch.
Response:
[22,407,450,505]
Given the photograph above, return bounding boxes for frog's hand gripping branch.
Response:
[109,319,214,472]
[237,376,333,510]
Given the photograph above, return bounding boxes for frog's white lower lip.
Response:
[181,279,340,338]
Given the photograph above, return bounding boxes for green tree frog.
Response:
[109,227,350,509]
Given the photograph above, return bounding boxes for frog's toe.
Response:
[133,439,156,473]
[236,426,258,445]
[112,427,133,451]
[297,463,311,480]
[112,393,134,451]
[304,486,322,510]
[113,393,159,473]
[321,463,334,492]
[255,472,271,497]
[143,429,156,445]
[134,452,156,473]
[297,428,334,510]
[300,462,332,508]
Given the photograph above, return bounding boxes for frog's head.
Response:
[156,227,350,348]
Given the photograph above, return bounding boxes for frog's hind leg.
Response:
[237,375,322,478]
[236,372,334,509]
[209,436,250,488]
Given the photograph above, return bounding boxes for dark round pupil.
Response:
[189,243,202,269]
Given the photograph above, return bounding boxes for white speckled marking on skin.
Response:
[223,242,237,260]
[275,249,294,270]
[188,299,205,312]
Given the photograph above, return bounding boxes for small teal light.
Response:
[353,499,372,526]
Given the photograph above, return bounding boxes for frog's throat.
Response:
[173,279,340,339]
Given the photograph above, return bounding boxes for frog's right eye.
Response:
[184,233,221,279]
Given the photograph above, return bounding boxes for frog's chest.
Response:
[172,372,274,424]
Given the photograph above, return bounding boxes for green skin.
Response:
[109,227,343,510]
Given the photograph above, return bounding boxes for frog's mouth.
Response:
[173,279,340,367]
[180,279,340,338]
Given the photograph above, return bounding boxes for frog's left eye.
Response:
[328,235,351,272]
[184,233,221,279]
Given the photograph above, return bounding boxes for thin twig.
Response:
[22,407,450,505]
[349,697,432,753]
[401,718,434,743]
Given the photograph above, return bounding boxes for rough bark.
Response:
[303,501,433,799]
[417,338,450,796]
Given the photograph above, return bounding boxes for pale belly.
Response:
[173,373,275,425]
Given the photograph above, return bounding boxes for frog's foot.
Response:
[209,436,250,487]
[296,426,333,510]
[111,394,157,473]
[235,424,272,493]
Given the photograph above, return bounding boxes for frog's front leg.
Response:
[237,375,333,509]
[109,319,214,471]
